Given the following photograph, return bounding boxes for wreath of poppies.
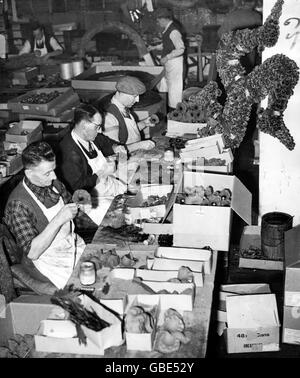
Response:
[177,0,299,150]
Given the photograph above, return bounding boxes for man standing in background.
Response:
[153,7,185,111]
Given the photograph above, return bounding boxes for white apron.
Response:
[72,133,126,198]
[124,115,142,145]
[165,56,184,108]
[34,38,48,57]
[23,181,85,289]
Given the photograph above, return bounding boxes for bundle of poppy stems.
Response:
[50,285,110,345]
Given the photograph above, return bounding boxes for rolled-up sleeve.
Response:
[103,113,120,142]
[167,30,185,60]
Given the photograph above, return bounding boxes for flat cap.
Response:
[155,7,173,19]
[116,76,146,96]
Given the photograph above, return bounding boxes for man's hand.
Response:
[160,56,168,65]
[135,140,156,150]
[139,116,157,129]
[113,145,127,155]
[55,203,79,225]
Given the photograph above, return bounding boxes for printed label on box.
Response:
[242,342,263,352]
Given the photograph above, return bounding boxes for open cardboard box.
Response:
[239,226,284,271]
[124,295,160,351]
[126,293,193,320]
[166,119,206,137]
[185,134,225,150]
[217,283,271,324]
[0,295,57,347]
[5,120,42,144]
[155,246,212,274]
[148,257,204,274]
[173,171,252,251]
[147,258,204,286]
[224,294,280,353]
[111,266,203,287]
[284,225,300,306]
[185,149,234,174]
[34,294,123,355]
[180,144,221,161]
[282,305,300,345]
[135,268,203,287]
[7,87,74,115]
[126,184,173,222]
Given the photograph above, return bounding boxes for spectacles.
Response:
[89,121,102,131]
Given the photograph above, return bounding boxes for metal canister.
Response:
[79,261,96,286]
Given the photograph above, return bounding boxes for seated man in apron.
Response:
[19,21,63,62]
[3,141,85,289]
[59,103,127,199]
[103,76,157,153]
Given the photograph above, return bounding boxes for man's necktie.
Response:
[123,107,131,119]
[88,142,98,159]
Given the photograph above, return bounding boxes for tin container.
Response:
[79,261,96,285]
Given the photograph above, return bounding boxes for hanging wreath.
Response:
[178,0,299,150]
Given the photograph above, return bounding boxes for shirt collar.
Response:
[162,21,173,34]
[72,129,89,149]
[24,176,60,208]
[111,95,126,112]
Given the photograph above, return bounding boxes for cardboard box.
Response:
[12,67,38,85]
[3,141,28,153]
[0,153,23,175]
[155,246,212,274]
[71,64,164,92]
[225,294,280,353]
[173,171,252,251]
[185,134,225,150]
[284,226,300,306]
[136,281,195,311]
[180,144,221,161]
[135,268,203,287]
[239,226,284,271]
[0,295,57,347]
[125,295,159,351]
[166,119,206,137]
[217,283,271,323]
[142,223,173,235]
[127,293,193,316]
[8,87,74,115]
[19,108,75,122]
[126,184,173,222]
[185,149,234,174]
[5,120,42,144]
[282,305,300,345]
[35,294,123,355]
[148,257,204,274]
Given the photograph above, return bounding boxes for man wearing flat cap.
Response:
[103,76,157,153]
[151,7,185,110]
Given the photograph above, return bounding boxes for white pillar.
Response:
[259,0,300,224]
